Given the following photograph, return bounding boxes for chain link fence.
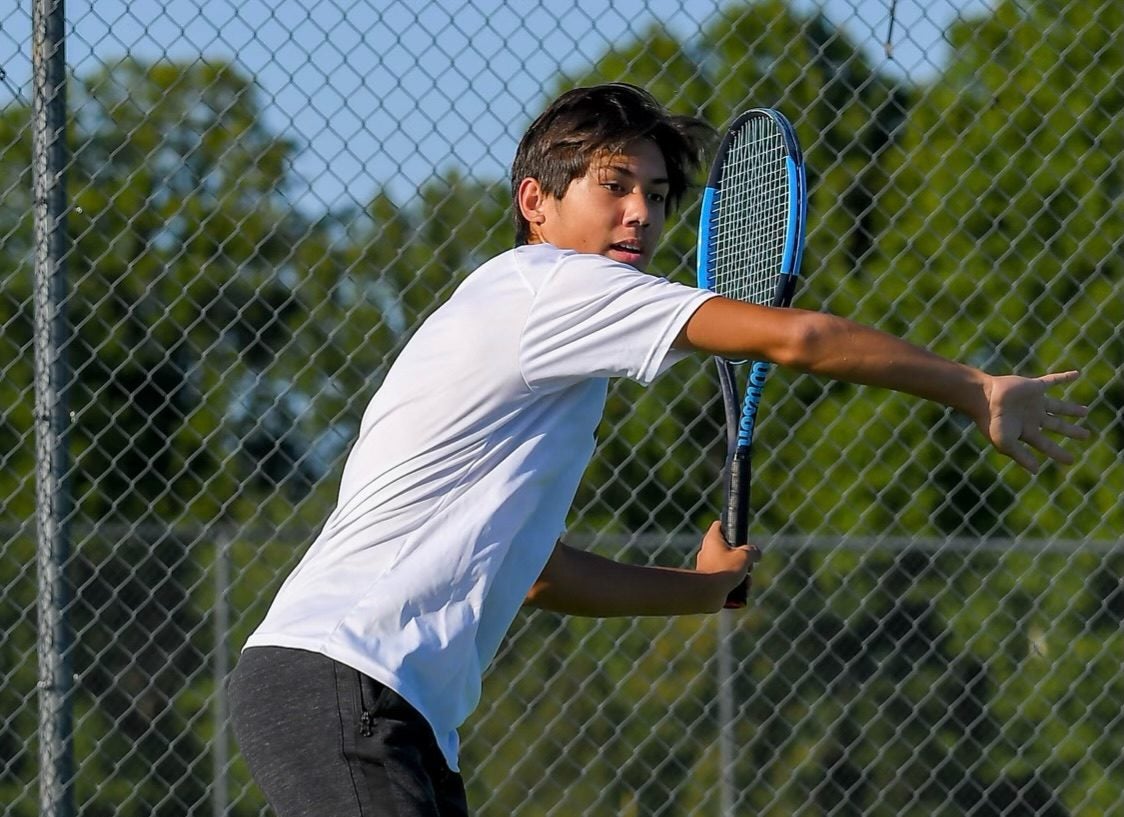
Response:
[2,0,1123,815]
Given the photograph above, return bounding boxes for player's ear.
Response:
[517,177,548,240]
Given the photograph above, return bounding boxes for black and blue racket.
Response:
[697,108,807,609]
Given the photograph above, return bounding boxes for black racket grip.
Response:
[722,451,752,609]
[724,580,749,609]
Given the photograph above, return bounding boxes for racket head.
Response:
[697,108,806,311]
[697,107,807,466]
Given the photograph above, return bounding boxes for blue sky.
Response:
[1,0,990,212]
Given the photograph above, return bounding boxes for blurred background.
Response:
[2,1,1121,815]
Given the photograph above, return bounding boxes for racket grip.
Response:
[724,579,749,609]
[721,452,752,610]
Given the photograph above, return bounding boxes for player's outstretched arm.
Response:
[524,523,758,616]
[675,298,1090,472]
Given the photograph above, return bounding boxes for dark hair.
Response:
[510,83,714,246]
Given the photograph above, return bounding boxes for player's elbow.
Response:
[772,310,829,370]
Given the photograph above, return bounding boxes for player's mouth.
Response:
[608,241,647,266]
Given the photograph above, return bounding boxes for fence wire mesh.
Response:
[2,0,1123,815]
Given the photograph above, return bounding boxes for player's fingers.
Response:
[737,544,762,568]
[1037,370,1080,387]
[1041,413,1090,440]
[994,433,1040,473]
[704,520,728,545]
[1044,397,1090,419]
[723,545,756,572]
[1020,428,1075,465]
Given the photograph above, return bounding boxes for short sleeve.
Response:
[519,252,715,390]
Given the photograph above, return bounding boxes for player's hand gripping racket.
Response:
[697,109,807,609]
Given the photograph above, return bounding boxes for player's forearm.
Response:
[678,299,989,419]
[786,310,990,419]
[524,541,730,616]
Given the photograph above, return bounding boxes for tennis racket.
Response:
[697,108,807,609]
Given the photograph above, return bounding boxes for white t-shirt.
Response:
[244,243,715,770]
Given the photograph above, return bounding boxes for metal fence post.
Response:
[212,529,231,817]
[717,611,735,817]
[32,1,73,816]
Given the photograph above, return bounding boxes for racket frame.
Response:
[696,108,807,608]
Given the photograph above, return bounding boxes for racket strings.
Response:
[711,118,788,306]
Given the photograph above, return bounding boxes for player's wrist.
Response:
[954,367,993,427]
[693,568,746,613]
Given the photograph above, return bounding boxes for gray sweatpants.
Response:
[227,646,469,817]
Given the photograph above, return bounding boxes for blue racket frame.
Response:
[697,108,807,608]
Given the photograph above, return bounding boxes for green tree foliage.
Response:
[0,103,36,522]
[66,58,338,525]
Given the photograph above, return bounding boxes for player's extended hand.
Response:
[976,370,1090,473]
[695,521,760,601]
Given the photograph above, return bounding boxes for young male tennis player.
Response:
[228,83,1088,817]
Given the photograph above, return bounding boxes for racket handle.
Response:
[722,451,752,609]
[724,579,749,609]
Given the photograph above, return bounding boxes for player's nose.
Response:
[623,193,652,227]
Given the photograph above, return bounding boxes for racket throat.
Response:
[736,363,771,448]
